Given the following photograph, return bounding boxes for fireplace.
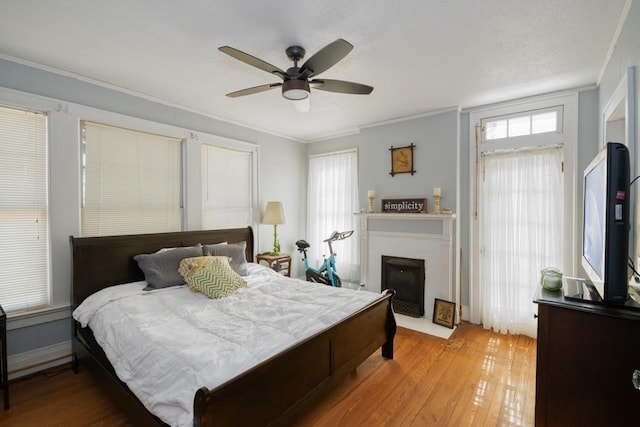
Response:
[381,256,425,317]
[358,213,455,334]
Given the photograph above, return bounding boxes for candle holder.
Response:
[433,195,441,214]
[368,195,375,213]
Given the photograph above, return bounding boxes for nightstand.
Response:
[256,253,292,277]
[1,304,8,410]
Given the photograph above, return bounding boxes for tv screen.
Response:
[583,155,606,286]
[581,142,629,304]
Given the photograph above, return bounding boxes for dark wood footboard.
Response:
[193,290,396,427]
[70,227,396,427]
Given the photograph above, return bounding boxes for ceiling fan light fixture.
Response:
[293,96,311,113]
[282,80,310,100]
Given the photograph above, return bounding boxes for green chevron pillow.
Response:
[185,257,247,299]
[179,256,233,292]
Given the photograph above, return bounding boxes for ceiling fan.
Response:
[218,39,373,111]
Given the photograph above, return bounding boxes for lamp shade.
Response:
[261,201,286,225]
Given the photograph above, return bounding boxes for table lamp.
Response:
[261,201,286,255]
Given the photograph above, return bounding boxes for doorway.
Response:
[468,93,578,337]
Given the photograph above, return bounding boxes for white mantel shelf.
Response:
[356,212,455,236]
[355,212,456,221]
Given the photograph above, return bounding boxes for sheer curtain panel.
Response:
[0,105,49,313]
[81,121,183,237]
[480,147,563,337]
[307,150,359,283]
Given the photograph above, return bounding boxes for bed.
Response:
[70,227,396,426]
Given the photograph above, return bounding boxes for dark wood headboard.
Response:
[70,227,254,307]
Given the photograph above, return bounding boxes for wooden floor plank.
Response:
[3,322,536,426]
[422,332,488,426]
[4,366,135,426]
[295,322,536,427]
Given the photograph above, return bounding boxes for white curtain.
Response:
[307,150,359,283]
[480,147,563,337]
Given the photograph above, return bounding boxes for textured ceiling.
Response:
[0,0,628,141]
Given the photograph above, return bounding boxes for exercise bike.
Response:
[296,230,353,287]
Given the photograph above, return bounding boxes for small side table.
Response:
[0,304,8,410]
[256,253,292,277]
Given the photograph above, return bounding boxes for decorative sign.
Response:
[389,143,416,176]
[381,198,427,213]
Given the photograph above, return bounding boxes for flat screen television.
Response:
[581,141,630,304]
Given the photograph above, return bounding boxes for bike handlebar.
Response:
[323,230,354,243]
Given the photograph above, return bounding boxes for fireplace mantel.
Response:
[356,212,455,235]
[356,212,456,220]
[357,212,457,330]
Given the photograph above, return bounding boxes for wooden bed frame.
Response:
[70,226,396,426]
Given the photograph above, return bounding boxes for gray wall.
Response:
[0,58,307,359]
[310,94,602,313]
[576,89,600,278]
[358,112,459,212]
[307,110,459,213]
[307,109,460,297]
[598,1,640,272]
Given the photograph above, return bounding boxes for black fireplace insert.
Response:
[381,256,425,317]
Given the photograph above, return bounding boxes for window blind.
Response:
[0,105,49,314]
[81,121,183,237]
[202,144,253,229]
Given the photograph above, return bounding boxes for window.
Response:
[484,107,562,141]
[307,150,359,283]
[469,94,577,337]
[81,121,183,236]
[0,105,49,314]
[202,144,253,229]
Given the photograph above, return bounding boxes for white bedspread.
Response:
[73,264,383,427]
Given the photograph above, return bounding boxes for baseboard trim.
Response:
[8,340,72,380]
[461,304,470,322]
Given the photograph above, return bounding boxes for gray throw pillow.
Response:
[202,241,248,276]
[134,244,203,290]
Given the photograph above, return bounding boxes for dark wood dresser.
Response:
[1,304,7,410]
[535,287,640,426]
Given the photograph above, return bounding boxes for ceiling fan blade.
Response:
[225,83,282,98]
[310,79,373,95]
[300,39,353,78]
[219,46,288,79]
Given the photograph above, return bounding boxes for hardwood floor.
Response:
[2,322,536,426]
[297,322,536,427]
[3,364,135,426]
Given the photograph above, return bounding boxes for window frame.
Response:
[480,105,564,153]
[306,149,360,282]
[197,133,259,231]
[0,86,260,328]
[0,103,50,315]
[80,120,185,237]
[0,88,69,326]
